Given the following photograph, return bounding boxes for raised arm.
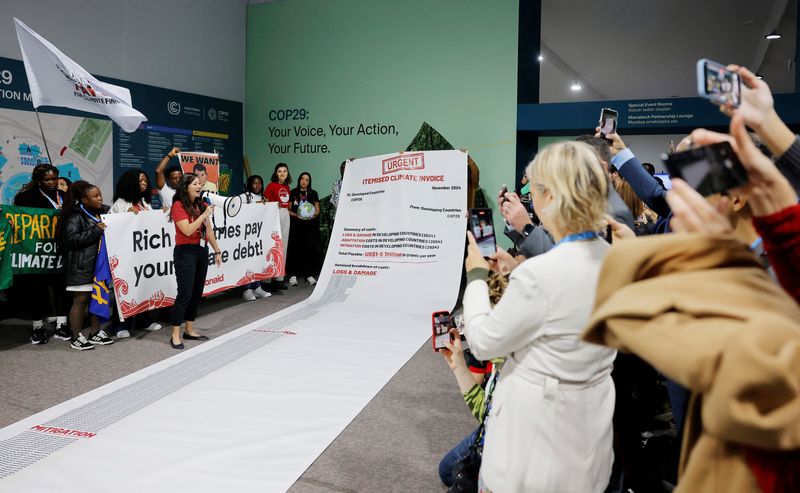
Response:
[463,266,546,361]
[155,147,179,189]
[462,232,546,360]
[605,133,671,218]
[721,66,800,193]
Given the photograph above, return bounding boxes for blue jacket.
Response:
[612,148,672,234]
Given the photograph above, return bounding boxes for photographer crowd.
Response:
[4,148,322,352]
[5,60,800,493]
[440,64,800,493]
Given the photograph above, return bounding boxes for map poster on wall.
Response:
[0,108,111,203]
[0,55,243,206]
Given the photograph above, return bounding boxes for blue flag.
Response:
[88,234,112,323]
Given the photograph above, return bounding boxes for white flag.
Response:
[14,18,147,133]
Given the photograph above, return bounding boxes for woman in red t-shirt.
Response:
[263,162,292,289]
[169,173,222,349]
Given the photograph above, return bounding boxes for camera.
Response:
[662,141,747,196]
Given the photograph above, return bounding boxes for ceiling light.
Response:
[537,54,544,62]
[765,30,782,40]
[570,82,582,91]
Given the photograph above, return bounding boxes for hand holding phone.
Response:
[432,311,453,352]
[662,141,748,196]
[697,59,741,107]
[497,184,509,205]
[599,108,618,139]
[468,208,496,258]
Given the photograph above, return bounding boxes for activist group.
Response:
[3,149,324,351]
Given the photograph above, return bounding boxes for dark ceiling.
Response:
[539,0,797,102]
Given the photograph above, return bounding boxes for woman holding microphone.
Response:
[169,173,222,349]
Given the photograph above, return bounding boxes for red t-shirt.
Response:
[264,182,291,209]
[171,201,204,245]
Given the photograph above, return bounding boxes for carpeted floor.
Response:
[0,285,474,492]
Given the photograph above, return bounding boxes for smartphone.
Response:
[432,311,452,352]
[468,208,496,258]
[452,312,469,351]
[598,108,618,139]
[662,141,748,196]
[697,59,741,107]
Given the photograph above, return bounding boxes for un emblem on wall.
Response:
[167,101,181,116]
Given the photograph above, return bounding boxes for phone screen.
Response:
[469,208,496,257]
[702,60,741,106]
[599,108,618,137]
[432,311,451,351]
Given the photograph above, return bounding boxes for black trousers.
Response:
[170,244,208,326]
[13,274,69,321]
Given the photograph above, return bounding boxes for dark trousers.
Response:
[13,274,69,321]
[170,244,208,326]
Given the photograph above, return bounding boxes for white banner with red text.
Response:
[0,150,466,492]
[101,202,283,319]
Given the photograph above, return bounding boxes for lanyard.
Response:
[79,204,101,223]
[750,237,763,252]
[555,231,598,246]
[40,189,62,209]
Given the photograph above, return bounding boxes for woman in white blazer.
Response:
[463,141,617,493]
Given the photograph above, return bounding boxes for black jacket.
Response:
[14,186,65,209]
[62,205,109,286]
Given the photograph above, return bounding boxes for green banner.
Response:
[0,205,62,284]
[0,213,12,290]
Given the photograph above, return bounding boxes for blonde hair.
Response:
[526,141,608,234]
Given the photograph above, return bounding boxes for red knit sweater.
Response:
[753,203,800,304]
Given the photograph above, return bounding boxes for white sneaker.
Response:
[116,329,131,339]
[306,276,317,285]
[288,276,298,286]
[253,286,272,298]
[242,289,256,301]
[143,322,163,331]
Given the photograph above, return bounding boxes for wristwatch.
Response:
[522,223,535,237]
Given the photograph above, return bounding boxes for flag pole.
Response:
[33,108,55,165]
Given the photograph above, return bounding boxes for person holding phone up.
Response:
[462,140,616,493]
[169,173,222,349]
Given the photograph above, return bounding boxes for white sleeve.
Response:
[109,198,130,214]
[159,186,175,206]
[463,267,547,361]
